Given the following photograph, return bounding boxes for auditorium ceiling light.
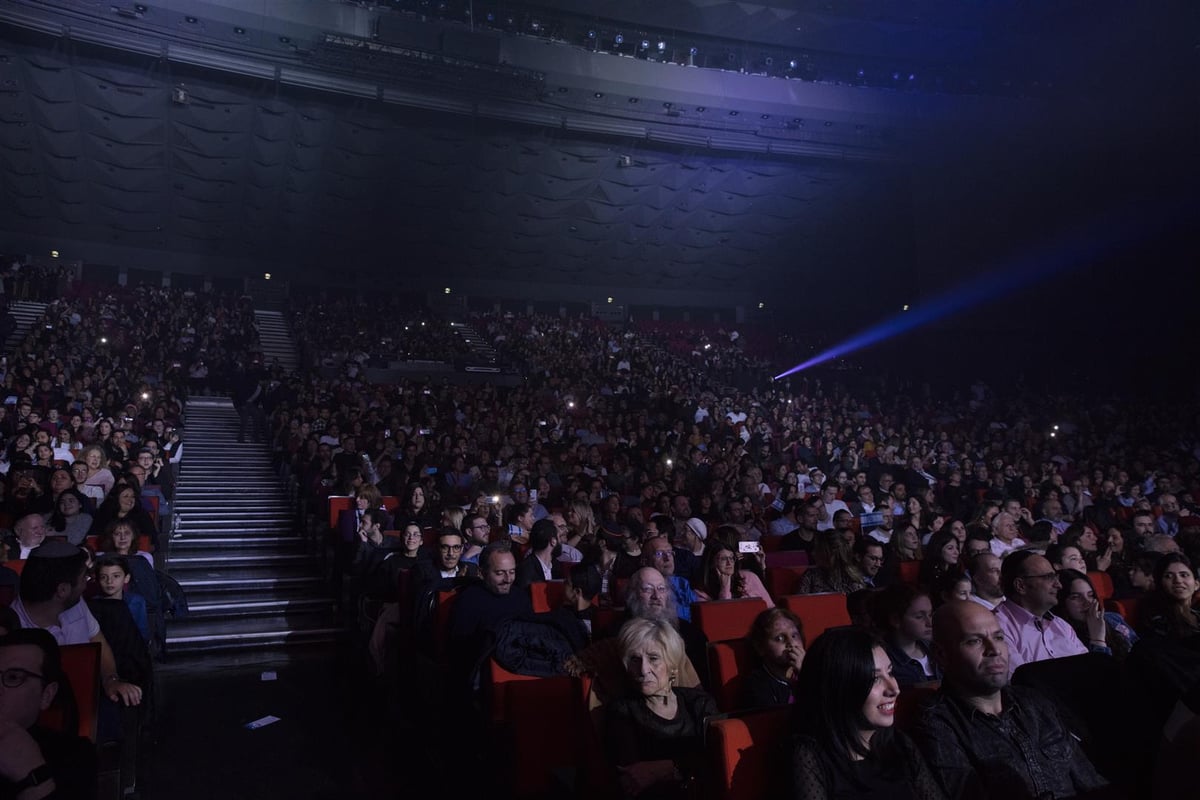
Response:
[444,287,451,294]
[607,297,613,303]
[50,250,59,258]
[264,272,271,280]
[758,302,765,309]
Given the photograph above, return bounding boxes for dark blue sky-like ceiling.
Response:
[0,0,1195,326]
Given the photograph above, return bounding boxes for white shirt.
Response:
[817,499,849,531]
[990,537,1027,558]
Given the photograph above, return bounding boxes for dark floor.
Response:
[137,644,444,800]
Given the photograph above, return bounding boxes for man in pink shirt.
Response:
[995,551,1107,677]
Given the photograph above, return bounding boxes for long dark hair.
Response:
[1053,568,1130,662]
[793,627,898,769]
[1138,552,1200,639]
[700,540,747,600]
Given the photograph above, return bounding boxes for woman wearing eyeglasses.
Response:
[691,540,774,608]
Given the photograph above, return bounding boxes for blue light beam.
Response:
[773,202,1194,381]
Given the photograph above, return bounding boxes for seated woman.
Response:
[79,444,115,500]
[48,488,94,546]
[692,540,774,608]
[791,627,946,800]
[869,584,941,689]
[797,530,866,595]
[931,571,972,610]
[337,484,392,544]
[916,531,961,593]
[97,518,165,652]
[398,481,438,530]
[90,482,157,542]
[1054,568,1137,662]
[1135,553,1199,635]
[741,607,805,708]
[605,618,718,799]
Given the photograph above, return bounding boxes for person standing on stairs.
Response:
[232,363,267,445]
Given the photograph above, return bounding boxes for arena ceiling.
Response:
[0,0,1195,305]
[0,31,910,294]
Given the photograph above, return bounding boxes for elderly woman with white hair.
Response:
[604,617,718,799]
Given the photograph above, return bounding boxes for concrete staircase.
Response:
[254,310,299,372]
[165,397,341,655]
[2,300,47,351]
[452,320,501,371]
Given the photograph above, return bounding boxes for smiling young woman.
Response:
[790,627,946,800]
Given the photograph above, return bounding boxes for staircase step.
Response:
[166,619,344,652]
[171,536,306,551]
[174,574,325,592]
[170,552,312,567]
[172,526,298,537]
[166,397,333,659]
[184,596,333,618]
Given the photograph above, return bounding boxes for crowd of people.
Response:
[266,304,1200,798]
[0,275,265,798]
[0,265,1197,797]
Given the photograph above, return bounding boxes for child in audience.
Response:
[93,554,150,641]
[741,607,805,708]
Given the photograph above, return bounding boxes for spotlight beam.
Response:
[773,202,1195,382]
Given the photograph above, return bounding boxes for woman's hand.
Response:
[1085,599,1107,645]
[1094,549,1112,572]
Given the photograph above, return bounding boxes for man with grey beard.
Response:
[567,567,707,707]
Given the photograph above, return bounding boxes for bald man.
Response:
[911,601,1107,800]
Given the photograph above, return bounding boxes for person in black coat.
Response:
[514,518,561,590]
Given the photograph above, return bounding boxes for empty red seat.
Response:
[692,597,768,644]
[707,638,756,713]
[779,593,852,643]
[765,566,809,601]
[706,707,791,800]
[529,580,566,613]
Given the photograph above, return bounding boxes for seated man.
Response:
[995,551,1104,676]
[514,519,560,590]
[966,552,1006,611]
[641,535,696,623]
[567,567,704,712]
[11,542,143,715]
[913,600,1108,799]
[3,513,48,561]
[447,542,533,692]
[0,628,98,799]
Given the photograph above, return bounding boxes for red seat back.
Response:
[706,707,791,800]
[764,566,809,601]
[529,580,566,613]
[898,559,921,587]
[779,593,852,643]
[2,560,26,576]
[327,495,354,530]
[765,550,810,568]
[1088,571,1114,603]
[692,597,768,644]
[39,642,100,741]
[708,638,756,713]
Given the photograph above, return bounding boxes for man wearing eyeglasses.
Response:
[995,551,1105,677]
[0,628,97,799]
[641,535,696,623]
[411,528,479,606]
